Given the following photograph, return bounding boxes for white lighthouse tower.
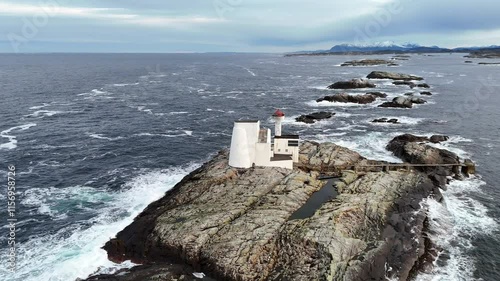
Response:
[272,109,285,136]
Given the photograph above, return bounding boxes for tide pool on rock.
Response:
[1,53,498,281]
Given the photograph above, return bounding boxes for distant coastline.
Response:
[285,43,500,57]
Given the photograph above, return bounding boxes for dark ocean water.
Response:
[0,53,498,281]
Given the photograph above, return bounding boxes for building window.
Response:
[285,149,288,152]
[288,140,299,147]
[278,149,281,152]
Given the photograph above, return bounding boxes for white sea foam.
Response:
[112,83,140,87]
[134,130,193,138]
[207,108,226,112]
[281,115,337,127]
[424,135,472,159]
[25,110,64,118]
[0,123,37,150]
[1,165,198,281]
[29,103,50,110]
[416,178,497,281]
[335,112,353,118]
[312,131,404,163]
[87,133,124,141]
[136,106,154,114]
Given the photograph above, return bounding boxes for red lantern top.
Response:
[272,109,285,117]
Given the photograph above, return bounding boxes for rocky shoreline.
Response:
[84,132,473,280]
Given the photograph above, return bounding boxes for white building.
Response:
[228,110,299,169]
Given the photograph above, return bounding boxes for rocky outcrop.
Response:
[367,71,423,81]
[268,171,434,281]
[92,140,451,281]
[386,134,459,187]
[417,83,430,88]
[465,50,500,59]
[341,59,397,67]
[328,78,376,89]
[316,93,378,104]
[295,112,334,124]
[420,91,433,96]
[372,118,400,124]
[366,91,388,98]
[379,97,427,108]
[429,135,450,143]
[478,62,500,65]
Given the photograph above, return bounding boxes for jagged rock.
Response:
[367,71,423,81]
[378,97,426,108]
[268,171,434,281]
[393,81,416,88]
[465,50,500,59]
[366,91,388,98]
[316,93,377,104]
[372,118,400,124]
[98,140,445,281]
[341,59,396,67]
[297,141,365,172]
[410,97,427,104]
[296,111,334,124]
[386,134,459,187]
[420,91,433,96]
[388,134,429,143]
[84,264,201,281]
[328,78,376,89]
[478,62,500,65]
[465,61,473,63]
[417,83,430,88]
[379,97,413,108]
[405,92,414,96]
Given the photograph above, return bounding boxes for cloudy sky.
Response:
[0,0,499,53]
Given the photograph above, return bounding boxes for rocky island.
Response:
[341,59,398,67]
[85,133,474,281]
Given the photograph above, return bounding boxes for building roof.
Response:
[274,135,300,139]
[272,109,285,117]
[271,154,293,161]
[258,128,268,143]
[235,120,259,123]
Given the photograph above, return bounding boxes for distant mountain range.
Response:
[286,42,500,56]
